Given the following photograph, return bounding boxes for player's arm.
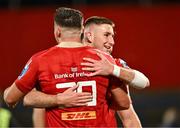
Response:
[81,53,150,89]
[117,104,142,128]
[33,108,45,128]
[4,56,40,108]
[4,82,25,108]
[23,85,93,108]
[110,81,142,127]
[110,86,130,109]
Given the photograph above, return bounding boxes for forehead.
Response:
[94,24,114,34]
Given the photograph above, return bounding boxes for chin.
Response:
[107,50,112,55]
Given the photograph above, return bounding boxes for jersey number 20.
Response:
[56,80,96,106]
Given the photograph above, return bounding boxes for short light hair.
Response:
[84,16,115,28]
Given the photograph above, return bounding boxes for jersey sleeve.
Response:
[15,56,39,94]
[107,58,132,109]
[110,58,129,90]
[115,58,130,69]
[109,76,128,94]
[108,77,132,110]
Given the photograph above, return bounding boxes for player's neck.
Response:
[57,41,84,48]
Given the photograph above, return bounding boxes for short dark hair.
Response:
[54,7,83,29]
[84,16,115,27]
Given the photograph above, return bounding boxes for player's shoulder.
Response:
[93,48,113,58]
[31,45,57,59]
[115,58,129,68]
[92,48,115,62]
[84,46,98,53]
[82,47,104,56]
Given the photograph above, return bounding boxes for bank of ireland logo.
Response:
[18,59,32,79]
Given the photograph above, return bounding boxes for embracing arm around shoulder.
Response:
[23,85,93,108]
[23,89,58,108]
[4,82,25,108]
[81,52,150,89]
[113,65,150,89]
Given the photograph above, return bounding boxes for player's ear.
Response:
[56,27,61,38]
[86,32,93,43]
[54,22,60,37]
[54,26,61,43]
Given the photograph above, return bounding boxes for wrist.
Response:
[112,64,121,77]
[55,93,65,108]
[54,94,61,106]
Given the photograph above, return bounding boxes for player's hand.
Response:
[56,85,93,107]
[81,52,114,76]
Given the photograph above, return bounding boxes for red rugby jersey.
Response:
[15,45,117,127]
[107,58,132,110]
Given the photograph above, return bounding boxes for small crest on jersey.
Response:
[71,67,78,72]
[18,59,32,79]
[120,59,129,68]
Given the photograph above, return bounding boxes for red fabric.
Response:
[15,45,117,127]
[107,58,132,110]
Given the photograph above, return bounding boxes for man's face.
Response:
[91,24,115,54]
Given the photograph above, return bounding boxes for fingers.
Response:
[84,71,100,77]
[65,85,79,93]
[81,61,100,71]
[82,67,95,71]
[77,98,93,103]
[96,52,105,60]
[77,92,92,97]
[59,103,88,108]
[81,62,94,67]
[65,93,93,107]
[83,51,106,64]
[71,96,93,107]
[77,95,93,101]
[71,84,79,90]
[71,103,88,107]
[74,93,93,102]
[83,57,97,63]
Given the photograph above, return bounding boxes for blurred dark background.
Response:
[0,0,180,127]
[0,0,180,8]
